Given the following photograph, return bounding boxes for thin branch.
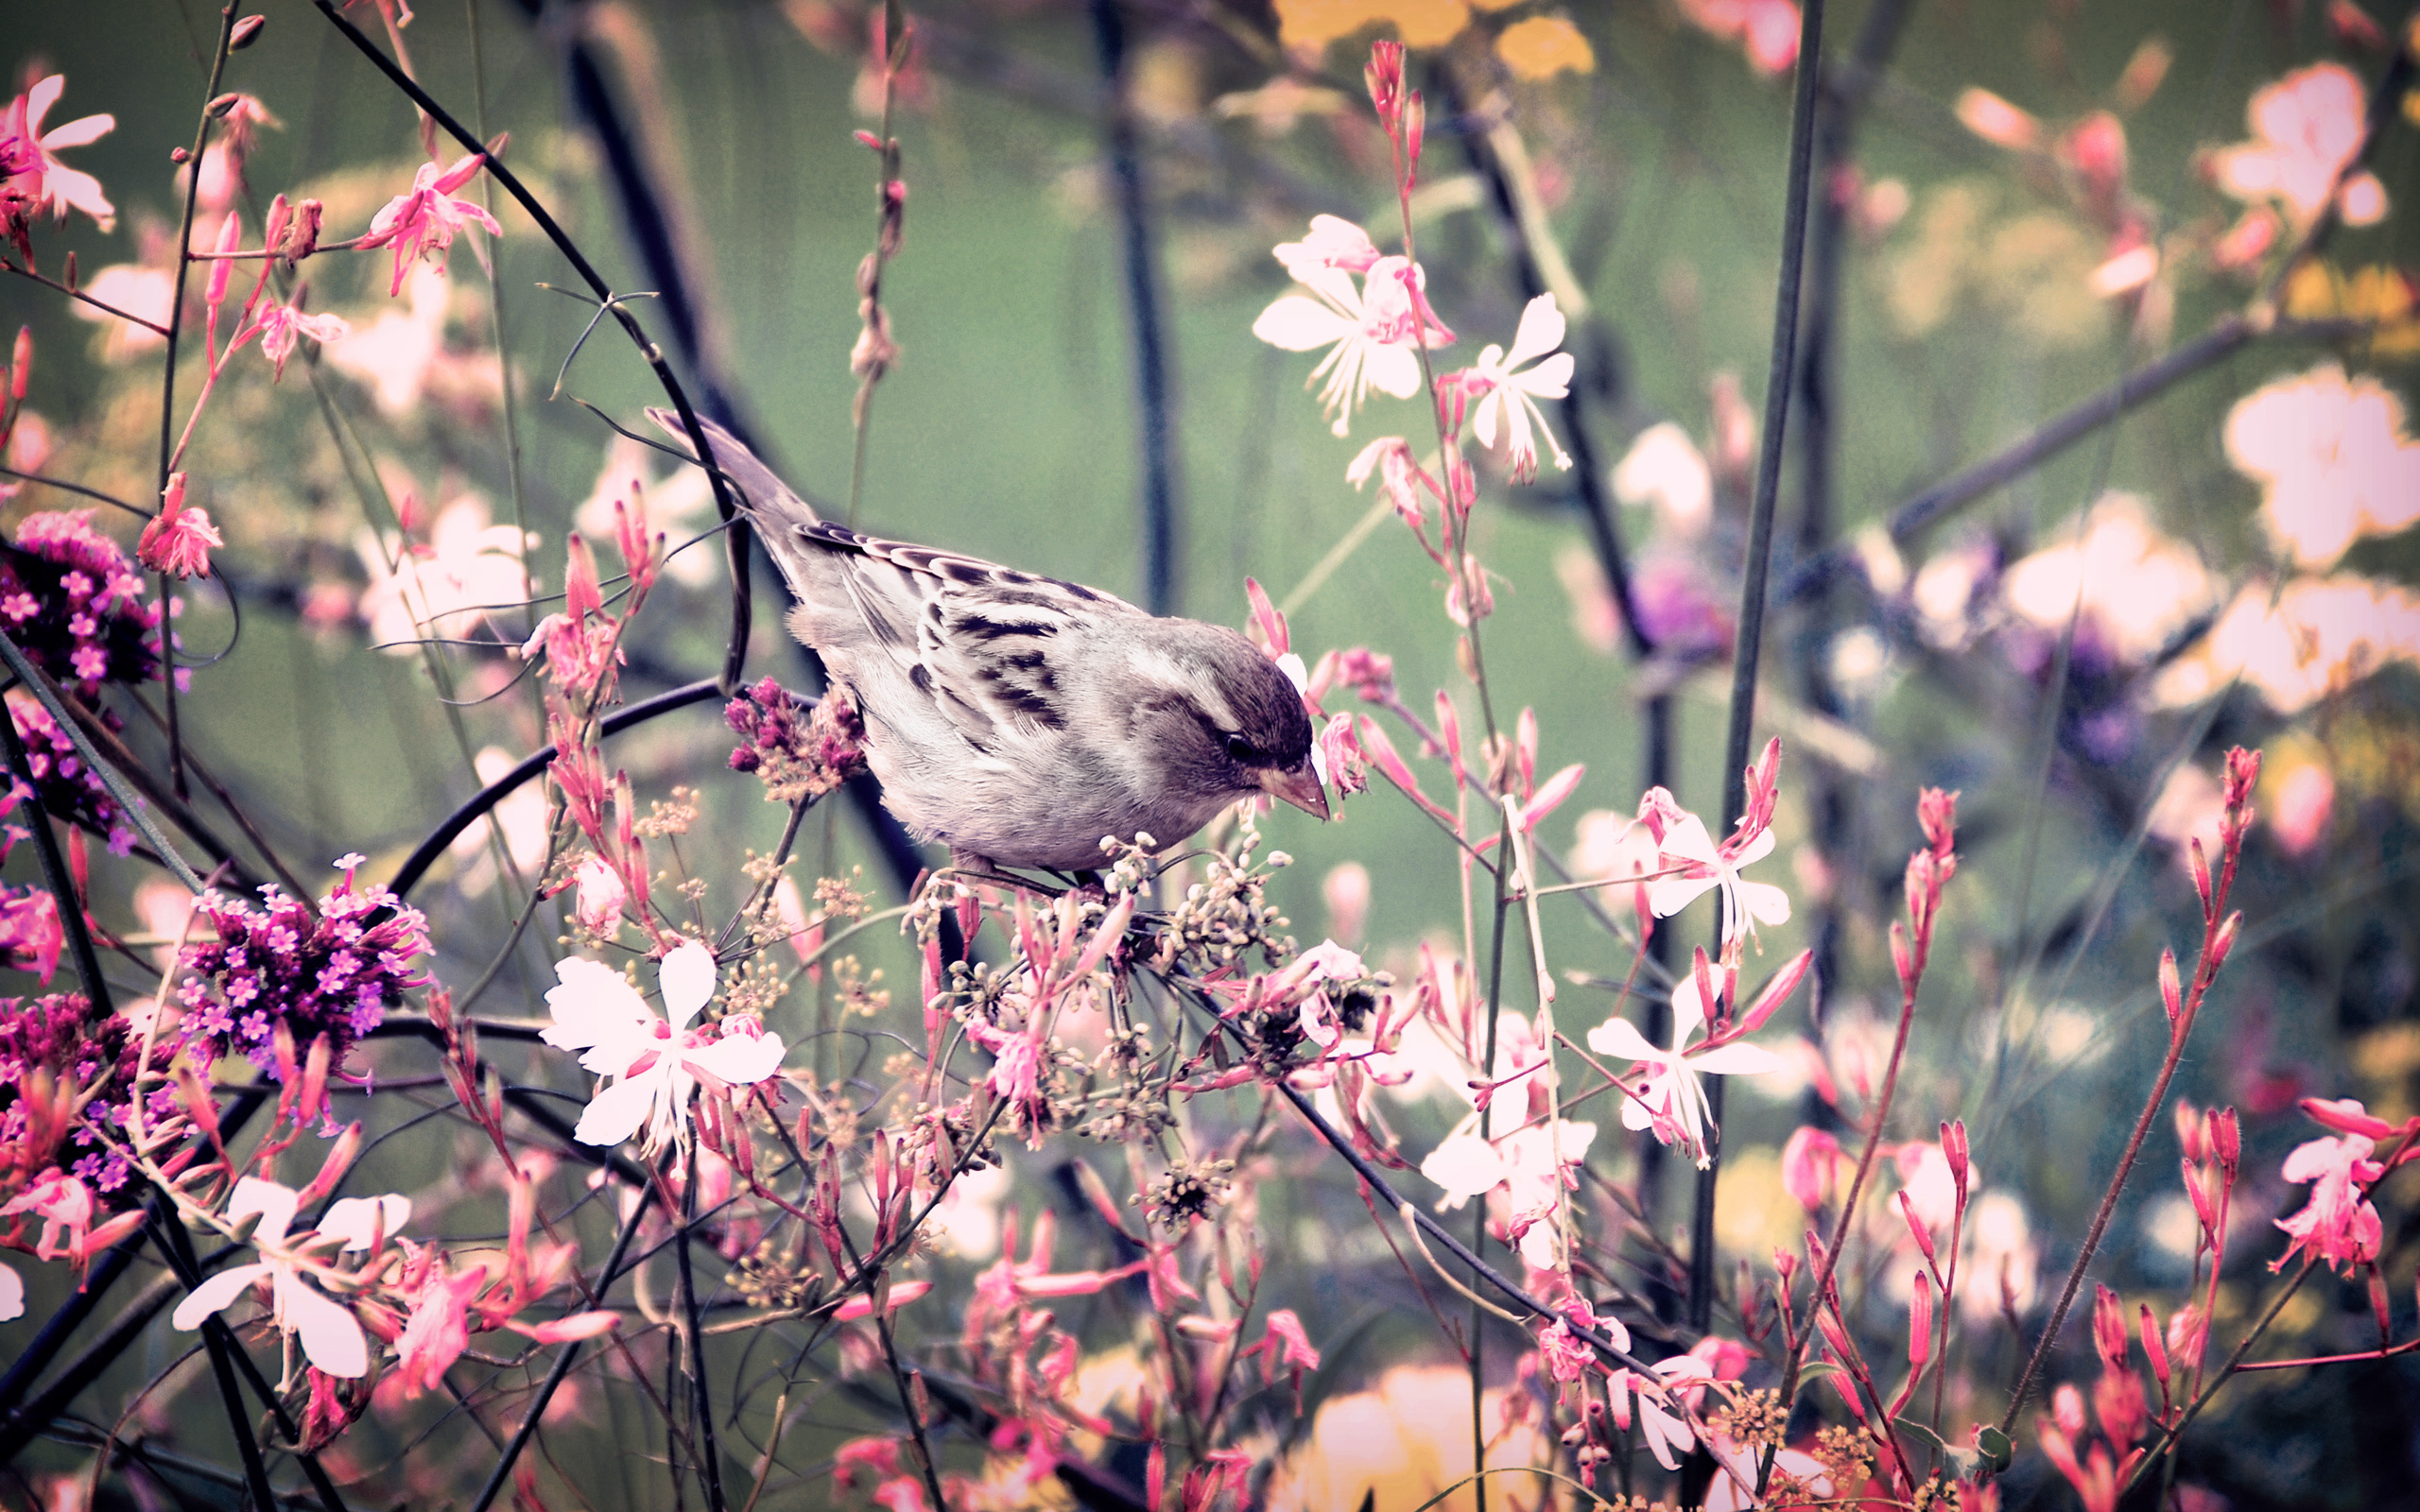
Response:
[1694,0,1827,1338]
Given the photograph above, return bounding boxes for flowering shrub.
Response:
[0,6,2415,1511]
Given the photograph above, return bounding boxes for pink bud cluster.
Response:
[7,694,140,855]
[724,678,869,802]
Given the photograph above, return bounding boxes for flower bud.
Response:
[206,93,242,118]
[1402,90,1426,182]
[2174,1096,2206,1163]
[229,14,268,48]
[2139,1302,2170,1391]
[1909,1273,1933,1366]
[2158,946,2182,1027]
[2092,1282,2129,1372]
[2211,1106,2240,1176]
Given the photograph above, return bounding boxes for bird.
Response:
[646,408,1329,875]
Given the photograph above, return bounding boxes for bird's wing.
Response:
[806,524,1144,750]
[643,405,1144,753]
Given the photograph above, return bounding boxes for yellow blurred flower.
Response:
[2283,261,2420,359]
[2152,574,2420,714]
[1274,0,1471,52]
[2224,362,2420,566]
[1495,16,1596,79]
[1263,1366,1547,1511]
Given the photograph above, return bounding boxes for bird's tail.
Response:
[643,407,821,527]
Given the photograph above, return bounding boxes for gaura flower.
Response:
[2208,62,2388,230]
[1253,244,1450,438]
[13,77,116,231]
[170,1177,406,1379]
[541,940,786,1157]
[1643,805,1790,946]
[1460,293,1575,481]
[357,152,501,298]
[2272,1132,2385,1275]
[1586,971,1781,1167]
[138,472,223,580]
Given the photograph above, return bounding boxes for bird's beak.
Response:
[1259,761,1331,821]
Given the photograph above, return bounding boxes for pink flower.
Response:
[571,854,626,936]
[138,473,223,580]
[13,77,116,232]
[1253,247,1447,438]
[1780,1125,1848,1210]
[391,1260,490,1397]
[2209,63,2387,230]
[2224,363,2420,569]
[2272,1132,2385,1274]
[69,264,174,358]
[0,1170,93,1262]
[541,941,786,1157]
[1586,969,1782,1167]
[251,299,351,383]
[358,152,501,298]
[170,1177,404,1379]
[1638,799,1791,947]
[1459,293,1575,482]
[1955,88,2043,152]
[1676,0,1802,75]
[0,885,64,982]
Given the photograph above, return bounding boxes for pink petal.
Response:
[41,112,113,150]
[0,1263,22,1322]
[26,77,62,134]
[691,1029,786,1086]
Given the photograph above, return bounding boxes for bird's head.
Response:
[1118,623,1328,824]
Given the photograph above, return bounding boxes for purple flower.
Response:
[174,871,432,1077]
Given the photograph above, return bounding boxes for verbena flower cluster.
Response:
[174,872,432,1077]
[6,695,138,854]
[724,677,866,803]
[0,510,162,696]
[0,992,176,1200]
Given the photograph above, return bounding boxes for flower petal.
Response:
[573,1073,659,1148]
[318,1193,410,1251]
[692,1029,786,1087]
[1689,1042,1785,1078]
[1586,1016,1660,1061]
[171,1263,272,1330]
[1252,294,1354,352]
[278,1269,371,1378]
[228,1177,300,1245]
[543,956,650,1051]
[658,940,718,1029]
[41,112,114,150]
[1505,294,1568,370]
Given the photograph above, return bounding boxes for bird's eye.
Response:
[1224,734,1257,764]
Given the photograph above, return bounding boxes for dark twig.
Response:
[1692,0,1827,1338]
[676,1148,732,1512]
[1090,0,1182,615]
[0,468,148,517]
[308,0,752,692]
[0,701,111,1012]
[155,2,246,802]
[465,1177,657,1512]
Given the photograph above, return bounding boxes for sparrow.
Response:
[647,409,1329,874]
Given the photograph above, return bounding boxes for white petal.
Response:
[1419,1132,1505,1204]
[1733,828,1777,867]
[1658,814,1720,865]
[1647,874,1719,919]
[1689,1042,1785,1078]
[227,1177,299,1245]
[278,1271,370,1378]
[43,112,115,150]
[318,1194,410,1251]
[1585,1017,1660,1061]
[1252,294,1353,352]
[1740,880,1793,926]
[543,956,650,1050]
[1514,351,1575,401]
[1363,341,1425,400]
[1668,977,1710,1046]
[172,1263,271,1330]
[573,1074,660,1147]
[691,1030,786,1087]
[1470,389,1504,450]
[0,1262,21,1321]
[658,941,718,1029]
[1505,294,1567,370]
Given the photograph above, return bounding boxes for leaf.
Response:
[1975,1424,2015,1475]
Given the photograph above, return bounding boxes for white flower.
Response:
[1253,254,1439,438]
[1586,973,1781,1167]
[1609,1356,1705,1470]
[1646,811,1791,947]
[542,940,786,1157]
[1464,294,1576,481]
[170,1177,405,1379]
